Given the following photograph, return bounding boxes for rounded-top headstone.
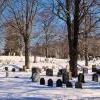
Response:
[48,79,53,87]
[40,78,45,85]
[66,81,73,88]
[5,67,8,71]
[75,82,82,89]
[56,79,62,87]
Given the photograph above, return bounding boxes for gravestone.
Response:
[46,69,53,76]
[23,65,26,71]
[62,72,69,84]
[19,68,23,72]
[92,73,98,82]
[48,79,53,87]
[78,73,85,83]
[96,69,100,74]
[56,79,62,87]
[31,67,41,82]
[75,82,82,89]
[5,67,8,71]
[12,68,15,72]
[66,81,73,88]
[40,78,45,85]
[57,69,67,77]
[92,65,97,72]
[83,68,88,74]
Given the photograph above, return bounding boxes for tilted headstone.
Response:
[92,73,98,82]
[46,69,53,76]
[40,78,45,85]
[92,65,97,72]
[62,71,69,84]
[48,79,53,87]
[56,79,62,87]
[66,81,73,88]
[75,82,82,89]
[12,68,15,72]
[83,68,88,74]
[78,73,85,83]
[31,67,41,82]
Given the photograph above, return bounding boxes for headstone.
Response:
[23,65,26,71]
[19,68,23,72]
[12,68,15,72]
[75,82,82,89]
[96,69,100,74]
[66,81,73,88]
[83,68,88,74]
[56,79,62,87]
[57,69,67,77]
[48,79,53,87]
[62,72,69,84]
[31,67,41,82]
[78,73,85,83]
[5,67,8,71]
[92,65,97,72]
[46,69,53,76]
[92,73,98,82]
[40,78,45,85]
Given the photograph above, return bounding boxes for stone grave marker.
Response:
[66,81,73,88]
[62,71,69,84]
[48,79,53,87]
[92,65,97,72]
[56,79,62,87]
[92,73,98,82]
[78,73,85,83]
[12,68,15,72]
[31,67,41,82]
[40,78,45,85]
[46,69,53,76]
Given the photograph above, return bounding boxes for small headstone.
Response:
[40,78,45,85]
[12,68,15,72]
[66,81,73,88]
[62,72,69,84]
[23,65,26,71]
[78,73,85,83]
[19,68,23,72]
[46,69,53,76]
[5,67,8,71]
[56,79,62,87]
[96,69,100,74]
[48,79,53,87]
[92,73,98,82]
[75,82,82,89]
[83,68,88,74]
[92,65,97,72]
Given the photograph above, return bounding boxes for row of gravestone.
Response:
[39,78,82,89]
[4,67,23,72]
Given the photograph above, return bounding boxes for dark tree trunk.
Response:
[66,0,80,77]
[24,38,29,69]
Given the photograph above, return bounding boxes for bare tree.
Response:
[6,0,38,69]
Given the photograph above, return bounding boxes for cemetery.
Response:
[0,56,100,99]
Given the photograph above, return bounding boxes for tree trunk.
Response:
[24,38,29,69]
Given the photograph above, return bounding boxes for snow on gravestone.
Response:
[31,67,41,82]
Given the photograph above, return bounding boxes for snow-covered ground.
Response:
[0,56,100,100]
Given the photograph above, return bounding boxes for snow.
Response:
[0,56,100,99]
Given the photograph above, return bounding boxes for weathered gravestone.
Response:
[83,68,88,74]
[5,67,8,71]
[92,73,98,82]
[31,67,41,82]
[75,82,82,89]
[92,65,97,72]
[62,71,69,84]
[40,78,45,85]
[78,73,85,83]
[46,69,53,76]
[56,79,62,87]
[48,79,53,87]
[19,68,23,72]
[66,81,73,88]
[12,68,15,72]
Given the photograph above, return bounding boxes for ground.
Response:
[0,56,100,100]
